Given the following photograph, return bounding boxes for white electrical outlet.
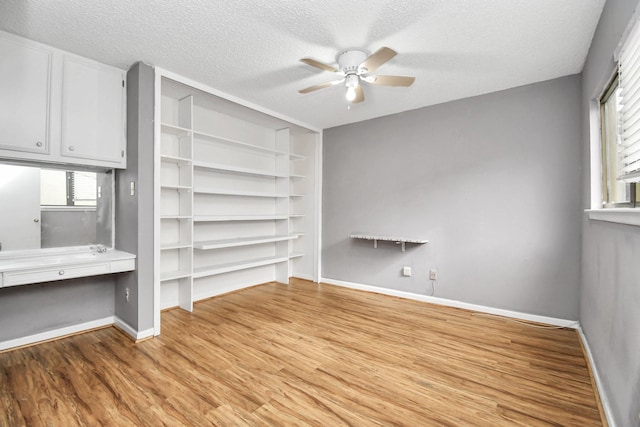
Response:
[402,266,412,277]
[429,269,438,280]
[125,288,130,302]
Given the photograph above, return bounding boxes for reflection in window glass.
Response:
[72,171,97,206]
[40,170,67,206]
[40,169,96,207]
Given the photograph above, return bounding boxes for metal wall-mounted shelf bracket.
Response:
[350,233,428,252]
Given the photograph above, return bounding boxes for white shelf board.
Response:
[161,242,192,250]
[350,233,429,252]
[160,215,192,220]
[161,270,192,282]
[290,153,306,160]
[161,123,191,136]
[289,214,305,218]
[289,194,304,198]
[193,255,289,278]
[193,160,286,178]
[161,155,191,165]
[289,174,306,179]
[161,185,192,191]
[193,130,288,157]
[194,214,288,222]
[289,252,304,259]
[193,189,288,198]
[193,234,299,250]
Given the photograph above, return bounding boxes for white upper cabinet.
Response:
[61,57,125,164]
[0,36,51,155]
[0,30,127,169]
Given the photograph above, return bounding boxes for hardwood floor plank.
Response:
[0,279,604,426]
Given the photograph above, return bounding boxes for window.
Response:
[600,76,639,207]
[599,14,640,209]
[40,169,97,207]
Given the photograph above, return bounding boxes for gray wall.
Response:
[0,276,114,341]
[41,210,96,248]
[114,62,155,333]
[580,0,640,425]
[322,75,583,320]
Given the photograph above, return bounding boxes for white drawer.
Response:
[3,263,110,287]
[109,259,136,273]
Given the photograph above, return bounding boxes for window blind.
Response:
[71,171,97,206]
[618,16,640,182]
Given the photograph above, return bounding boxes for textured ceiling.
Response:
[0,0,605,130]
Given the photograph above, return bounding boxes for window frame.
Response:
[599,74,639,209]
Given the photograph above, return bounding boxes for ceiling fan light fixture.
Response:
[345,74,359,88]
[345,86,357,101]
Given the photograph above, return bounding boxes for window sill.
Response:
[586,208,640,227]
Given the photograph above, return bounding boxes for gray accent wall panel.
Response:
[580,0,640,425]
[0,276,114,342]
[323,75,583,319]
[114,62,155,333]
[582,218,640,425]
[41,210,97,248]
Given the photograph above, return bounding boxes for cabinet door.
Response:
[0,37,51,154]
[61,56,125,166]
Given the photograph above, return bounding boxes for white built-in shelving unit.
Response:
[154,70,320,331]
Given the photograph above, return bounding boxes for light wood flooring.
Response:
[1,279,604,426]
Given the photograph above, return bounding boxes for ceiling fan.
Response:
[298,47,415,104]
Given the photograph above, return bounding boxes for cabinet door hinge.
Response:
[122,80,125,88]
[121,150,125,158]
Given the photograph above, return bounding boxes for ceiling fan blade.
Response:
[300,58,338,73]
[360,47,397,73]
[298,79,343,94]
[353,85,364,103]
[370,75,415,87]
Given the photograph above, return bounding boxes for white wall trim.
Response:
[314,130,323,283]
[321,277,578,328]
[153,68,162,337]
[586,208,640,227]
[0,316,157,352]
[0,316,115,352]
[292,273,314,282]
[577,326,616,427]
[194,281,263,304]
[114,316,155,341]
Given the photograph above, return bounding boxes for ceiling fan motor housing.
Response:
[337,49,368,74]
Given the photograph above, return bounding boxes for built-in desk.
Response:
[0,248,136,288]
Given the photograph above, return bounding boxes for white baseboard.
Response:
[577,326,616,427]
[291,274,314,282]
[194,281,260,304]
[114,316,155,341]
[0,316,115,352]
[321,277,578,328]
